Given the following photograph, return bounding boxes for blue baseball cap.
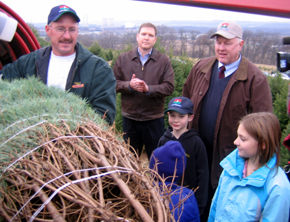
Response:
[47,5,80,24]
[164,97,193,115]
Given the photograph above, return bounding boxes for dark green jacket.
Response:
[1,42,116,125]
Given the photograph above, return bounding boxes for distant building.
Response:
[125,22,136,29]
[102,18,114,28]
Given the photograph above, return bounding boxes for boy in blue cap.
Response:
[157,96,209,215]
[150,140,200,222]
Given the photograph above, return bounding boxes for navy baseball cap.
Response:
[164,97,193,115]
[47,5,80,24]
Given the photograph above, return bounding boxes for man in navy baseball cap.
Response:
[1,4,117,126]
[47,5,80,24]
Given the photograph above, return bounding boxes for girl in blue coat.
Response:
[208,112,290,222]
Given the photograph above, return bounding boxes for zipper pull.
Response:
[142,65,144,71]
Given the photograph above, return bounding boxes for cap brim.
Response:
[210,31,236,39]
[164,108,188,115]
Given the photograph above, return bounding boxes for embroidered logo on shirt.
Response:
[72,82,84,88]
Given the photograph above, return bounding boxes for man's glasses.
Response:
[49,25,78,35]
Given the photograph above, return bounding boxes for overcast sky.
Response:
[2,0,290,25]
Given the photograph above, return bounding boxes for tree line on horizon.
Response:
[77,25,290,67]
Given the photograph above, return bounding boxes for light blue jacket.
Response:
[208,148,290,222]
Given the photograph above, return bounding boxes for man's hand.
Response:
[130,74,149,93]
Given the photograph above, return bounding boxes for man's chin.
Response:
[58,49,74,56]
[140,45,151,50]
[218,58,228,65]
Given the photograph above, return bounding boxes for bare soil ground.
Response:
[140,149,149,168]
[255,64,276,71]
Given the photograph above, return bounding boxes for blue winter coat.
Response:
[208,148,290,222]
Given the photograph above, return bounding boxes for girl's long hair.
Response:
[239,112,281,169]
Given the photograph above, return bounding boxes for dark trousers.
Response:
[200,182,216,222]
[122,116,164,159]
[200,142,216,222]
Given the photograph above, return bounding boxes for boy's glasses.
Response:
[49,25,78,35]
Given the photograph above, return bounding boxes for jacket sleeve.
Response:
[147,58,175,98]
[261,180,290,222]
[113,55,132,94]
[89,63,116,125]
[1,52,37,80]
[249,72,273,113]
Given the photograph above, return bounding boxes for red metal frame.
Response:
[135,0,290,19]
[0,1,41,63]
[0,2,40,50]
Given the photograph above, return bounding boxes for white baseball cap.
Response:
[210,21,243,39]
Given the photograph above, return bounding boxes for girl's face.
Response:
[234,123,259,161]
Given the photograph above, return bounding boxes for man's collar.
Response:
[218,54,242,77]
[218,53,241,69]
[137,47,153,57]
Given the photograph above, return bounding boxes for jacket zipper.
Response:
[68,60,79,89]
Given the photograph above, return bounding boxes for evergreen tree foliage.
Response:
[154,38,166,54]
[268,75,289,131]
[267,74,290,166]
[105,49,114,61]
[28,24,50,48]
[88,41,104,58]
[114,93,123,133]
[281,123,290,167]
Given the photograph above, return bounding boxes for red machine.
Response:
[0,1,41,69]
[136,0,290,19]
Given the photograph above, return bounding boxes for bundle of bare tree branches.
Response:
[0,78,173,222]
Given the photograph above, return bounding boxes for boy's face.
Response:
[168,111,193,133]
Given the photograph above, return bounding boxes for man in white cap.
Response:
[182,20,273,221]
